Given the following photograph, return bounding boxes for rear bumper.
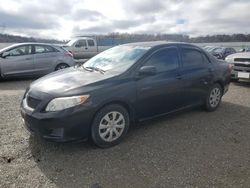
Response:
[20,103,95,142]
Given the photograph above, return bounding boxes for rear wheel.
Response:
[55,63,69,71]
[205,84,223,111]
[91,104,130,148]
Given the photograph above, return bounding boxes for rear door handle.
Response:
[25,58,32,60]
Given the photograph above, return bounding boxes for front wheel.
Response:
[91,104,130,148]
[205,84,223,111]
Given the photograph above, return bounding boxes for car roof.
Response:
[0,43,61,52]
[11,42,60,46]
[122,41,197,48]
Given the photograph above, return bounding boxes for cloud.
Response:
[71,9,105,21]
[0,11,59,29]
[72,16,156,35]
[121,0,166,14]
[0,0,249,39]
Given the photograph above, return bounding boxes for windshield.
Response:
[81,45,151,73]
[66,39,78,46]
[0,44,18,53]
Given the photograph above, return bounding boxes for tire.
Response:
[91,104,130,148]
[55,63,69,71]
[205,83,223,112]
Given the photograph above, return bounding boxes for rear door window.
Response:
[181,48,205,67]
[35,45,55,54]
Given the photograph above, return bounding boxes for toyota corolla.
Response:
[20,42,231,148]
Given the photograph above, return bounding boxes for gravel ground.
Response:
[0,79,250,188]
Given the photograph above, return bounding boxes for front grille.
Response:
[234,58,250,62]
[234,63,250,68]
[27,96,41,109]
[234,69,250,72]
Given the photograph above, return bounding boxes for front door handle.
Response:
[25,58,32,60]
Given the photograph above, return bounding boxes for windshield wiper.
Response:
[84,66,106,74]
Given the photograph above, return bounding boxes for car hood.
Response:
[29,67,117,96]
[226,52,250,59]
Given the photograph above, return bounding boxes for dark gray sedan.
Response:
[0,43,75,79]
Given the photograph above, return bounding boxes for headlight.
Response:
[225,57,234,63]
[45,95,89,112]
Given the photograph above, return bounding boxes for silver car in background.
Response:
[0,43,75,79]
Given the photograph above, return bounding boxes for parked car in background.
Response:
[0,43,75,79]
[63,37,112,59]
[238,47,250,52]
[21,42,231,148]
[204,46,236,60]
[225,52,250,81]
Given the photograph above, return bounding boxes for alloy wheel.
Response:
[98,111,125,142]
[209,87,221,108]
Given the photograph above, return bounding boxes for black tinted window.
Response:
[182,48,204,67]
[145,48,179,72]
[87,40,95,47]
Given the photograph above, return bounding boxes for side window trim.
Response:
[202,52,212,64]
[142,46,180,70]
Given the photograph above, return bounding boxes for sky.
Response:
[0,0,249,40]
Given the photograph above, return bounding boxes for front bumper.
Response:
[20,102,95,142]
[231,63,250,80]
[231,70,250,80]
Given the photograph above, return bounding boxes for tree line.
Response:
[1,33,250,44]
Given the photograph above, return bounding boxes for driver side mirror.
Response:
[138,66,157,77]
[1,51,10,58]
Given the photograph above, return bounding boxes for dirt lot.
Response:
[0,79,250,188]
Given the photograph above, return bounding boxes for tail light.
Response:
[65,51,73,58]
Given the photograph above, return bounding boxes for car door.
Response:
[179,47,214,107]
[73,39,89,59]
[136,46,183,119]
[1,45,34,77]
[34,45,58,75]
[87,39,97,58]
